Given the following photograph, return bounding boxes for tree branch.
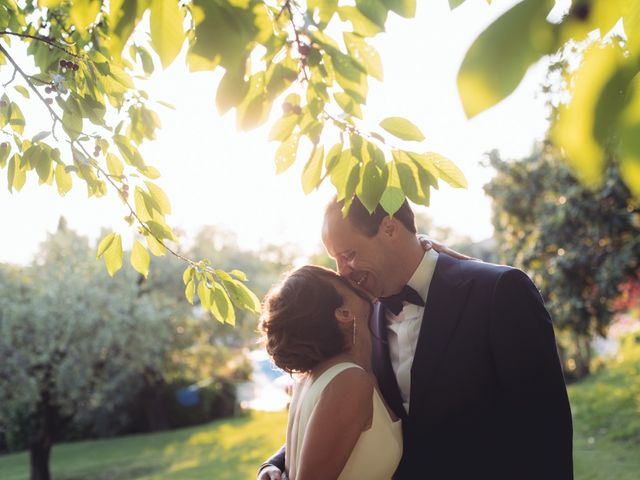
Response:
[0,30,81,58]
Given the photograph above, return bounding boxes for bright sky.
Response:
[0,0,553,265]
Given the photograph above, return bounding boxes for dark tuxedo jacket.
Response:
[265,254,573,479]
[372,253,573,479]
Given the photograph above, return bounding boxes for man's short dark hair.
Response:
[326,195,417,237]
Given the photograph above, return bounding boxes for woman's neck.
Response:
[310,342,372,380]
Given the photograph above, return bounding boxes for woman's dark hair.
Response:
[259,265,357,374]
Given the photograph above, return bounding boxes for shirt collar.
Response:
[406,249,438,303]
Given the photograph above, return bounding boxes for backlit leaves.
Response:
[457,0,554,118]
[380,116,425,141]
[130,239,150,278]
[97,232,123,277]
[150,0,185,69]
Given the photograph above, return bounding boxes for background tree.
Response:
[456,0,640,196]
[0,220,200,480]
[0,219,300,479]
[0,0,467,322]
[484,146,640,378]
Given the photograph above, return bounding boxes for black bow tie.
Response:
[379,285,425,316]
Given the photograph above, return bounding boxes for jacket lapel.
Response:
[370,303,407,421]
[409,253,473,412]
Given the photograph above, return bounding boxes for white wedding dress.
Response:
[285,362,402,480]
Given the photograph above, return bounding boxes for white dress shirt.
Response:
[386,249,438,414]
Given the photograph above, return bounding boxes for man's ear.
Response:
[334,307,352,324]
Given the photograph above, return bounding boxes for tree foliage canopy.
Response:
[0,0,469,324]
[484,146,640,374]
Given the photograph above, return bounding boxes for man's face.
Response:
[322,209,392,299]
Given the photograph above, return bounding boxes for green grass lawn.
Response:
[1,335,639,480]
[569,333,640,480]
[0,410,288,480]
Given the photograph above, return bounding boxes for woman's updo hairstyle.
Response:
[259,265,349,374]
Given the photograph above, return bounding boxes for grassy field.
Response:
[1,335,639,480]
[570,334,640,480]
[0,411,288,480]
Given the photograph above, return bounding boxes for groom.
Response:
[259,197,573,479]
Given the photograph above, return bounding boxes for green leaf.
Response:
[357,161,386,212]
[268,114,298,141]
[226,278,261,314]
[145,181,172,214]
[198,281,213,310]
[211,282,234,325]
[275,133,300,174]
[381,0,416,18]
[62,101,83,139]
[103,233,123,277]
[394,150,429,205]
[150,0,184,68]
[70,0,101,31]
[379,116,425,141]
[7,155,26,193]
[107,153,124,177]
[182,266,195,284]
[35,150,52,183]
[356,0,389,28]
[108,0,151,59]
[32,131,50,142]
[216,67,249,115]
[185,279,195,304]
[187,0,258,72]
[552,44,624,187]
[307,0,339,27]
[146,220,176,242]
[55,163,72,196]
[410,151,467,188]
[0,143,9,168]
[9,102,24,134]
[136,45,155,75]
[334,91,363,118]
[448,0,467,10]
[338,6,384,37]
[229,269,248,281]
[302,145,324,194]
[146,234,166,256]
[13,85,29,98]
[330,150,360,200]
[343,32,383,81]
[130,239,150,278]
[380,160,405,215]
[96,232,117,259]
[457,0,554,118]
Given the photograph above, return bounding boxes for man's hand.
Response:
[418,235,478,261]
[257,465,283,480]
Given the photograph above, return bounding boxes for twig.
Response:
[0,44,60,124]
[275,0,291,21]
[2,67,16,87]
[0,30,80,58]
[285,2,310,83]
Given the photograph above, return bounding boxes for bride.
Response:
[258,265,402,480]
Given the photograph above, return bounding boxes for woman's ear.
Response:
[334,307,352,324]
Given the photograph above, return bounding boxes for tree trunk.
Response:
[30,373,56,480]
[29,437,52,480]
[573,333,592,379]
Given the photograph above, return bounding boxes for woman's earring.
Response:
[352,316,356,345]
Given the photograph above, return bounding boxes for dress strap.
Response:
[306,362,364,397]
